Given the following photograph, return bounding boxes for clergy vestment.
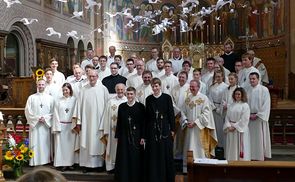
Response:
[199,80,207,95]
[73,81,109,167]
[69,77,85,98]
[115,102,145,182]
[98,67,111,81]
[44,82,62,100]
[221,85,239,112]
[25,92,54,166]
[100,96,127,171]
[253,57,269,84]
[239,66,260,88]
[160,74,178,95]
[122,69,137,79]
[245,84,271,160]
[169,57,184,74]
[136,83,153,105]
[152,69,165,79]
[201,71,214,91]
[81,58,93,70]
[145,93,175,182]
[208,82,228,148]
[102,74,127,94]
[52,96,77,167]
[181,92,217,173]
[171,83,190,159]
[126,74,143,89]
[52,70,66,88]
[223,102,251,161]
[145,58,158,72]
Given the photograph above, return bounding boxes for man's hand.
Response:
[228,126,236,132]
[250,114,257,121]
[73,124,81,134]
[38,117,45,123]
[140,138,145,145]
[187,121,196,128]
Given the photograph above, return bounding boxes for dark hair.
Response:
[193,68,202,74]
[114,55,122,60]
[232,87,247,102]
[142,70,152,77]
[164,61,172,66]
[249,72,260,79]
[156,57,164,63]
[62,83,73,96]
[178,71,188,79]
[126,58,134,64]
[151,77,161,86]
[99,55,107,60]
[85,64,95,70]
[211,70,224,86]
[110,62,119,68]
[44,68,53,74]
[206,57,216,63]
[182,60,192,67]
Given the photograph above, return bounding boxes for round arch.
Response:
[6,22,34,76]
[67,37,75,68]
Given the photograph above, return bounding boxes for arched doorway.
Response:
[77,40,85,63]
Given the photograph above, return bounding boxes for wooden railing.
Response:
[269,109,295,145]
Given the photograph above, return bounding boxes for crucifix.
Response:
[128,116,132,123]
[155,110,159,119]
[238,30,253,51]
[40,103,43,108]
[65,108,69,113]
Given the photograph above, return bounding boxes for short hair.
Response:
[206,57,216,63]
[44,68,53,74]
[115,83,126,91]
[126,58,134,64]
[193,68,202,74]
[190,79,200,88]
[50,57,57,63]
[62,83,73,96]
[126,86,136,93]
[99,55,107,60]
[182,60,191,67]
[85,64,95,70]
[110,62,119,68]
[249,72,260,79]
[151,77,161,86]
[164,60,172,66]
[16,167,67,182]
[178,71,188,79]
[114,55,122,60]
[241,53,252,60]
[232,87,247,102]
[142,70,152,77]
[224,42,233,48]
[156,57,164,63]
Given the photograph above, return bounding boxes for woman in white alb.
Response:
[221,73,239,114]
[52,83,77,170]
[223,87,251,161]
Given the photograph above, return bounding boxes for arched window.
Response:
[87,42,93,50]
[77,40,84,62]
[5,33,21,76]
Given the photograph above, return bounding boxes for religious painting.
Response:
[63,0,82,16]
[44,0,61,12]
[27,0,41,4]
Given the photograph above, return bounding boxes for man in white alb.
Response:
[160,61,178,95]
[81,49,94,71]
[145,47,159,72]
[152,58,165,79]
[107,46,116,67]
[73,70,109,172]
[239,53,260,88]
[122,58,137,79]
[25,79,54,166]
[98,55,111,81]
[48,58,65,88]
[169,47,184,74]
[126,59,145,89]
[136,70,153,105]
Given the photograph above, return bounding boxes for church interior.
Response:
[0,0,295,181]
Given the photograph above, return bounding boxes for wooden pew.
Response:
[187,151,295,182]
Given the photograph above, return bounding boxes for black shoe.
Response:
[61,167,68,172]
[68,166,75,171]
[82,167,89,173]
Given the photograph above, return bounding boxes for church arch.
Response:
[87,42,93,50]
[67,37,76,68]
[5,22,34,76]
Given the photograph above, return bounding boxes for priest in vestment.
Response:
[245,72,271,161]
[114,87,145,182]
[136,70,153,105]
[160,61,178,95]
[181,80,217,173]
[73,70,109,171]
[25,79,54,166]
[145,78,175,182]
[239,53,260,88]
[100,84,127,171]
[126,59,145,89]
[49,58,65,88]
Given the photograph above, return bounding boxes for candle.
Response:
[201,29,203,43]
[219,24,222,43]
[174,28,177,45]
[190,31,193,44]
[206,25,209,44]
[180,31,182,45]
[213,25,215,44]
[199,58,202,68]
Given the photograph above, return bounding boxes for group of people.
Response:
[24,44,272,182]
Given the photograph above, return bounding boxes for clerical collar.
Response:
[127,100,136,107]
[173,56,182,60]
[153,92,162,98]
[225,51,233,56]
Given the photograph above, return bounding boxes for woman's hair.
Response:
[232,87,248,102]
[16,167,67,182]
[62,82,73,96]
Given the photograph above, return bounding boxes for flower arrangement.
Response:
[3,133,34,177]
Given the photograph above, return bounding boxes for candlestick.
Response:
[219,24,222,44]
[213,25,215,44]
[206,25,209,44]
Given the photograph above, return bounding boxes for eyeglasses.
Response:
[111,67,118,69]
